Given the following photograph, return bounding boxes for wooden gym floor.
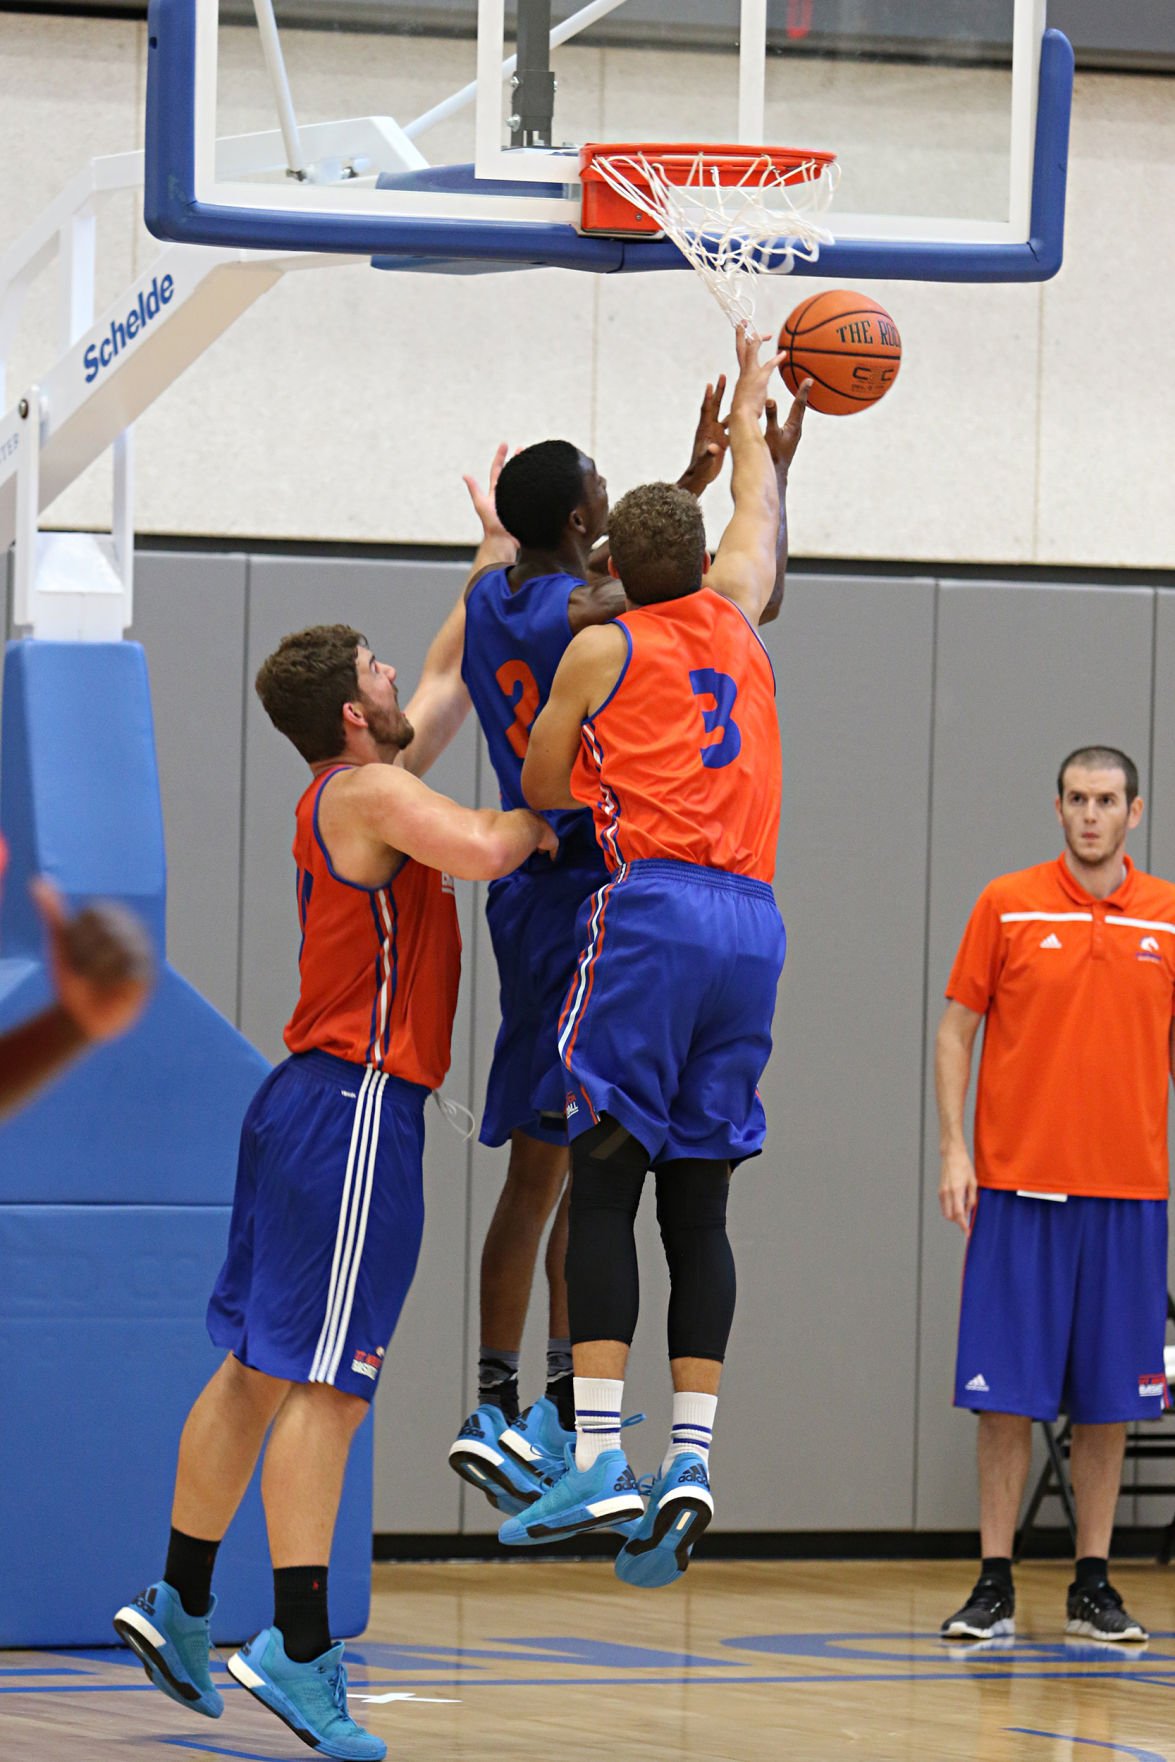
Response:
[3,1557,1175,1761]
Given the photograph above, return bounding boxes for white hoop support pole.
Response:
[252,0,308,178]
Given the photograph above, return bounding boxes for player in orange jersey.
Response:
[114,610,553,1760]
[498,327,807,1587]
[938,747,1175,1647]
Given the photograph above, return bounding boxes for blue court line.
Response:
[5,1667,1174,1696]
[1011,1731,1168,1762]
[0,1667,86,1676]
[160,1742,288,1761]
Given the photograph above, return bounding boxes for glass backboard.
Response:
[145,0,1072,280]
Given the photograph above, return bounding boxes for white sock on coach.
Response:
[662,1391,717,1476]
[573,1377,624,1472]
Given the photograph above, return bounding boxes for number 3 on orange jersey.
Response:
[690,667,742,769]
[496,658,541,759]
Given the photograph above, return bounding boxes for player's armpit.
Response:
[522,624,627,810]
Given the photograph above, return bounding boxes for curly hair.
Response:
[606,482,706,605]
[255,623,365,763]
[495,440,589,548]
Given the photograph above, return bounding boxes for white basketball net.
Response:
[586,150,840,332]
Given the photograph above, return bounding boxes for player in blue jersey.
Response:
[447,390,734,1511]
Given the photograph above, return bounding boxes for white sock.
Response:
[662,1391,717,1476]
[573,1377,624,1471]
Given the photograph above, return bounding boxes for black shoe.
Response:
[1065,1579,1147,1642]
[940,1574,1015,1640]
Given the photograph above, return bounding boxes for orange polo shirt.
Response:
[947,854,1175,1199]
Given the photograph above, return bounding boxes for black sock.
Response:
[981,1556,1013,1589]
[1075,1555,1109,1587]
[546,1371,575,1433]
[164,1528,220,1618]
[478,1349,520,1425]
[274,1566,331,1664]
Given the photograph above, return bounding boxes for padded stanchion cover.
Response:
[0,1205,373,1647]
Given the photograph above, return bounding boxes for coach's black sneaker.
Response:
[940,1574,1015,1641]
[1065,1579,1147,1642]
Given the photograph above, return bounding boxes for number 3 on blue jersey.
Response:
[689,667,742,769]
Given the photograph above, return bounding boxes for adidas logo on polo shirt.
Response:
[965,1374,990,1392]
[1039,932,1062,949]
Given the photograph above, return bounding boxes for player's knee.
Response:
[571,1115,650,1211]
[654,1158,732,1238]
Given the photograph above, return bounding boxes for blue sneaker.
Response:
[112,1581,223,1718]
[614,1453,714,1588]
[498,1446,645,1545]
[499,1396,576,1482]
[448,1402,545,1516]
[228,1628,385,1761]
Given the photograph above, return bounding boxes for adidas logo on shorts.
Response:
[965,1373,990,1392]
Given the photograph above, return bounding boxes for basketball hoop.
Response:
[579,143,840,332]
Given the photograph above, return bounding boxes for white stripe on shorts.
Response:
[309,1067,384,1385]
[324,1070,386,1385]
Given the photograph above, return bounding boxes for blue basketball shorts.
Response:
[207,1050,427,1402]
[954,1188,1171,1424]
[479,861,606,1148]
[558,859,786,1166]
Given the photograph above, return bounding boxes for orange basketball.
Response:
[778,289,902,416]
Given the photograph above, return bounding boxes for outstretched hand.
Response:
[463,443,517,549]
[730,325,787,425]
[32,877,154,1043]
[679,375,730,496]
[764,380,811,475]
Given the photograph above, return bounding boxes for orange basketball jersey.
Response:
[571,587,781,881]
[284,766,462,1089]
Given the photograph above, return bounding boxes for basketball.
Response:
[778,289,902,416]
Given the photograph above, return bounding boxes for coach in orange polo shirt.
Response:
[936,746,1173,1648]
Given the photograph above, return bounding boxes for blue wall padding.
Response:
[0,962,268,1204]
[0,1205,372,1648]
[0,642,167,956]
[0,640,371,1648]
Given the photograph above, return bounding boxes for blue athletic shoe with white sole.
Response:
[499,1396,576,1483]
[112,1581,223,1718]
[448,1402,543,1516]
[228,1628,385,1761]
[614,1453,714,1588]
[498,1446,645,1545]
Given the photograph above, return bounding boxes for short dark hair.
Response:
[1057,745,1139,805]
[607,482,706,605]
[495,440,588,548]
[255,624,365,763]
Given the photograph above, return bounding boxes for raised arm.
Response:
[574,378,732,622]
[0,881,154,1120]
[522,624,628,811]
[398,444,519,779]
[754,389,809,626]
[935,999,984,1232]
[707,328,807,624]
[345,764,554,882]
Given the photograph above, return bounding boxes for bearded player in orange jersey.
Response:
[114,595,553,1760]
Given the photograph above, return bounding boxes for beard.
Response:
[366,703,414,757]
[1064,825,1122,868]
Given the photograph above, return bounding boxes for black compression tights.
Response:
[566,1117,736,1361]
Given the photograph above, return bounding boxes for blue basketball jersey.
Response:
[462,566,602,870]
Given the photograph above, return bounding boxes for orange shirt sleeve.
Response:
[945,885,1004,1015]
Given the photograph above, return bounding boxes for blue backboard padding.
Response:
[144,0,1071,283]
[0,1204,372,1648]
[0,961,269,1204]
[1,641,166,956]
